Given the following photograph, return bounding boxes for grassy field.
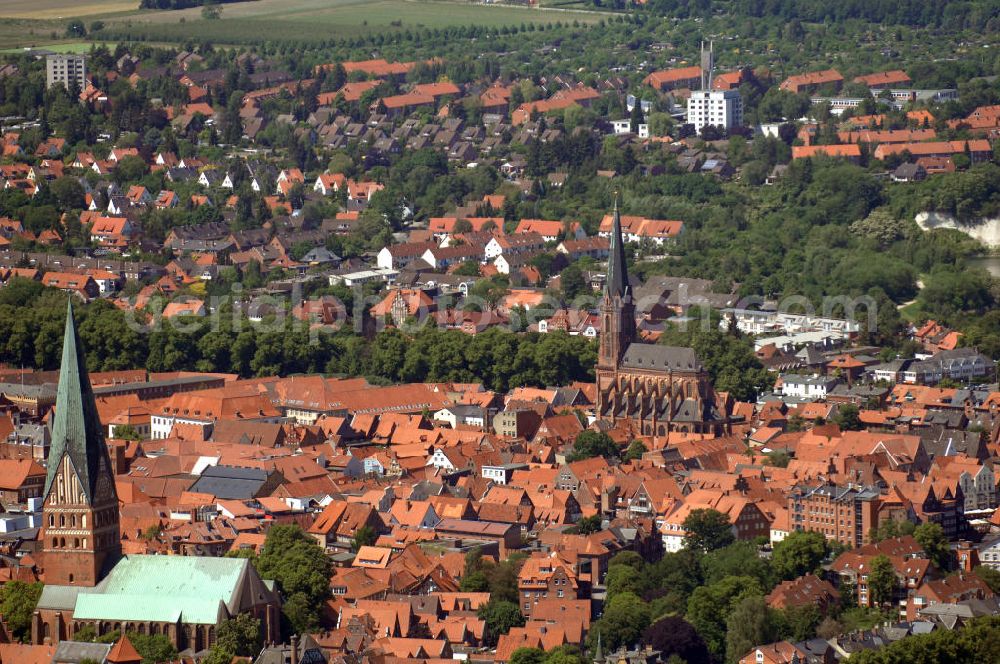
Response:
[0,42,100,54]
[0,0,138,20]
[106,0,603,45]
[0,19,80,49]
[0,0,604,47]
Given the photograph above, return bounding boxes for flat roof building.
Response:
[46,54,86,91]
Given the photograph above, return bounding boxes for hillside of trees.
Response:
[644,0,1000,30]
[139,0,250,9]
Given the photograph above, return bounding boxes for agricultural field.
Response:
[0,19,86,50]
[0,0,138,20]
[0,0,606,47]
[100,0,605,44]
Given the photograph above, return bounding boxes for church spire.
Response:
[44,298,113,501]
[605,196,630,300]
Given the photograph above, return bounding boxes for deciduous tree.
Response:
[215,612,263,657]
[641,616,710,663]
[0,581,43,643]
[479,600,525,646]
[587,591,651,652]
[683,508,735,553]
[725,596,781,664]
[568,430,618,461]
[772,531,829,581]
[914,522,950,571]
[255,524,331,634]
[868,555,897,608]
[685,575,762,660]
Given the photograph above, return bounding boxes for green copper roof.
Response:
[37,584,84,611]
[605,198,630,300]
[74,555,254,624]
[44,299,114,501]
[74,593,188,624]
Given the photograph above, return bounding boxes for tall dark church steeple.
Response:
[594,203,731,437]
[598,198,636,372]
[42,300,120,586]
[605,198,631,301]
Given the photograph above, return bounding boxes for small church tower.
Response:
[597,198,636,373]
[41,300,121,586]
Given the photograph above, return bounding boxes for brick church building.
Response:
[595,202,733,437]
[32,301,281,650]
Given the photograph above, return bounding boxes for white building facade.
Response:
[687,89,743,134]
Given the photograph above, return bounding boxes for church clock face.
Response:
[94,471,115,505]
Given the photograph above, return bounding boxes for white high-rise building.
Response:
[687,89,743,134]
[686,41,743,135]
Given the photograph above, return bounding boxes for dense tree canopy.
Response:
[772,531,830,581]
[914,523,951,571]
[479,600,525,646]
[849,615,1000,664]
[683,509,735,554]
[686,575,763,660]
[726,595,783,664]
[647,0,1000,30]
[567,430,619,462]
[867,555,898,608]
[641,616,710,664]
[254,524,332,635]
[0,285,598,389]
[0,581,43,643]
[588,591,652,652]
[127,632,179,664]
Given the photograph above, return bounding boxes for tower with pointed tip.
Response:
[595,201,731,438]
[597,198,636,373]
[41,299,120,587]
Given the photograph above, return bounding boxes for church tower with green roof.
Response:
[41,299,121,586]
